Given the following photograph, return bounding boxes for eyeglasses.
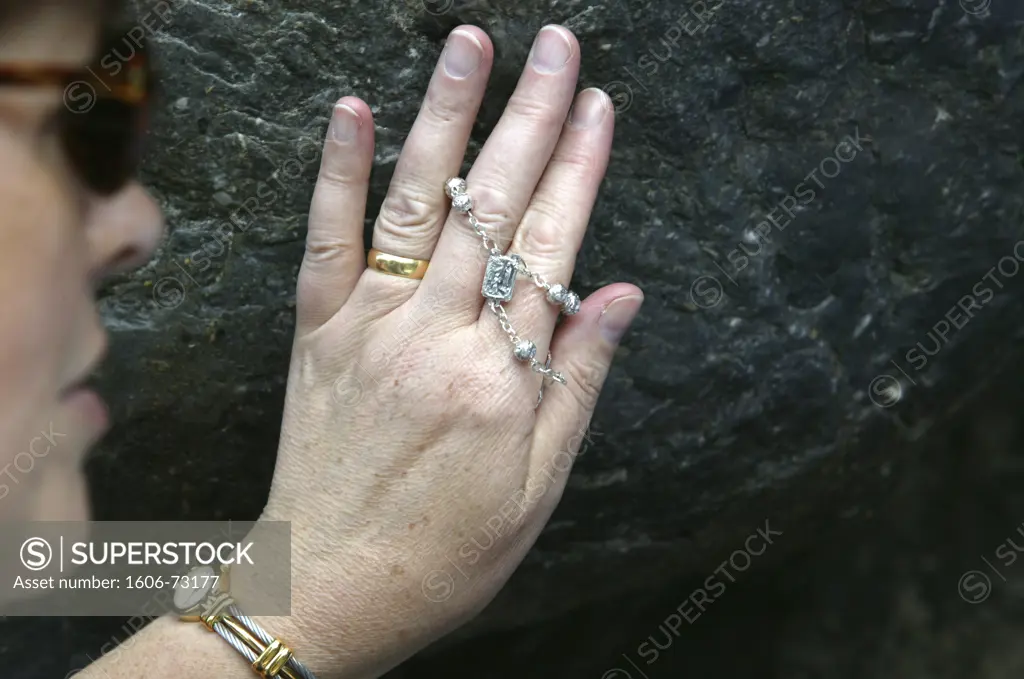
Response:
[0,25,154,195]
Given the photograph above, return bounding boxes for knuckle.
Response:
[318,165,346,187]
[423,87,469,126]
[518,199,569,257]
[376,188,442,240]
[317,154,361,187]
[303,220,358,264]
[505,93,560,126]
[551,144,597,173]
[466,181,517,233]
[563,357,605,413]
[303,237,349,265]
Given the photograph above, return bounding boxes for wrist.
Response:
[246,551,415,679]
[217,557,361,679]
[227,521,393,679]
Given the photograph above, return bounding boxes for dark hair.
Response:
[0,0,123,28]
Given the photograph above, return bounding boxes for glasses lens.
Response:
[62,98,144,195]
[62,30,152,195]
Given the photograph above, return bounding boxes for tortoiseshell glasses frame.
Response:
[0,25,154,195]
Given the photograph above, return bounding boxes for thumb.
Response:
[528,283,643,490]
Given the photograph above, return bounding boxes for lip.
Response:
[58,330,111,434]
[61,387,110,433]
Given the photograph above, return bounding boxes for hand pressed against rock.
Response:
[0,3,641,676]
[260,24,644,679]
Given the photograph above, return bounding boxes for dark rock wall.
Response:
[2,0,1024,677]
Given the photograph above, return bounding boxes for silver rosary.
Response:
[444,177,579,398]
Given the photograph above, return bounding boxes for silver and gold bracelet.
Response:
[177,567,318,679]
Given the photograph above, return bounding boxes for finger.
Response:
[369,26,492,273]
[488,87,614,351]
[296,97,374,336]
[425,25,581,323]
[526,285,643,507]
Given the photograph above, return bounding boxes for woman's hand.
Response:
[261,23,643,679]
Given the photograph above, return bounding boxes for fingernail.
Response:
[531,25,572,74]
[600,294,644,345]
[444,29,483,79]
[569,88,610,129]
[330,104,361,142]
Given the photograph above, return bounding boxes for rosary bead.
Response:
[513,339,537,362]
[451,193,473,213]
[546,284,568,304]
[561,291,581,316]
[445,177,468,198]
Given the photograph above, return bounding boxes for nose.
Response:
[85,182,165,278]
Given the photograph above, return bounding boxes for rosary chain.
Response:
[450,177,570,393]
[486,300,566,384]
[491,299,519,342]
[514,257,550,292]
[467,213,502,256]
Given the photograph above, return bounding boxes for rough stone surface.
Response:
[3,0,1024,676]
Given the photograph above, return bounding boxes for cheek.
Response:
[0,128,90,482]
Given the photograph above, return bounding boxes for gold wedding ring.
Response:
[367,248,429,280]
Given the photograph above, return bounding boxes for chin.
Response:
[31,464,90,521]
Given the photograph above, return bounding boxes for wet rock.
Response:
[7,0,1024,675]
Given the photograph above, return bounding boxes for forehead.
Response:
[0,2,102,62]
